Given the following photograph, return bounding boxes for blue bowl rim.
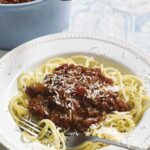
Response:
[0,0,47,7]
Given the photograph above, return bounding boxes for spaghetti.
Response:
[9,55,150,150]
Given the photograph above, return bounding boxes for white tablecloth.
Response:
[69,0,150,54]
[0,0,150,149]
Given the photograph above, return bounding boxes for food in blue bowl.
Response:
[0,0,71,49]
[0,0,33,3]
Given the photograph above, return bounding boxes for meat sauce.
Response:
[0,0,33,4]
[26,64,130,132]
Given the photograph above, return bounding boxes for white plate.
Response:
[0,33,150,150]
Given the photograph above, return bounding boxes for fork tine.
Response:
[20,118,52,135]
[20,119,41,133]
[18,124,38,137]
[21,118,40,129]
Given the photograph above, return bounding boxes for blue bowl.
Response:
[0,0,71,49]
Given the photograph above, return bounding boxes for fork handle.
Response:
[92,137,146,150]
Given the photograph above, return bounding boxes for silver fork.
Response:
[19,118,147,150]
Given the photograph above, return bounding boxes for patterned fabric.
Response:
[69,0,150,53]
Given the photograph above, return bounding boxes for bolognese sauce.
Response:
[0,0,33,4]
[26,64,130,132]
